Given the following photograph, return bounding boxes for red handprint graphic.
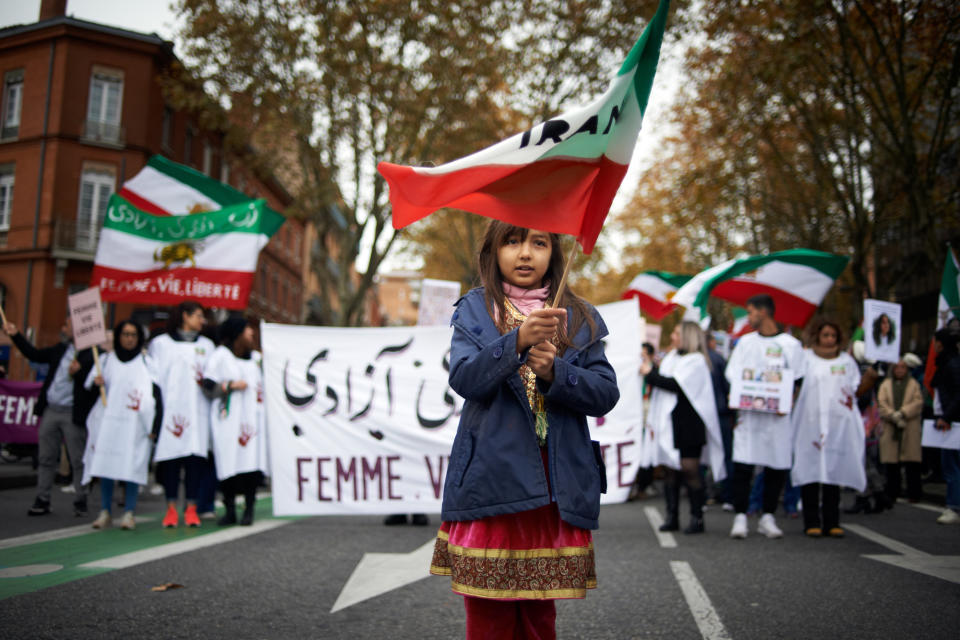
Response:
[238,422,257,447]
[167,414,189,438]
[126,389,142,411]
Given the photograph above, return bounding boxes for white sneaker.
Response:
[757,513,784,538]
[722,502,735,512]
[936,508,960,524]
[730,513,748,538]
[92,510,112,529]
[120,511,136,530]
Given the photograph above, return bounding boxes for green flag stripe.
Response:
[942,251,960,315]
[104,194,285,242]
[618,0,670,118]
[693,249,850,310]
[146,155,251,206]
[643,270,692,289]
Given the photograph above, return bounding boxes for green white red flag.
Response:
[924,250,960,392]
[672,249,850,327]
[377,0,671,254]
[622,270,691,320]
[119,155,252,216]
[91,195,284,309]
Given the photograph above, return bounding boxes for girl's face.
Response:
[818,325,838,349]
[670,326,681,349]
[497,229,552,290]
[182,308,206,333]
[118,324,139,351]
[880,315,890,335]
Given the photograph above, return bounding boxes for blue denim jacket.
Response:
[441,287,619,530]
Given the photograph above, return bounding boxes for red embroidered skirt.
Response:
[429,501,596,600]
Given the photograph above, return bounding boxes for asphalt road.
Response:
[0,482,958,639]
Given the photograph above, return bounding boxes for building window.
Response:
[0,165,13,231]
[161,106,173,150]
[202,141,213,176]
[85,68,123,144]
[77,168,114,250]
[2,70,23,140]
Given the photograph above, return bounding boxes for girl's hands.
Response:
[517,308,566,353]
[528,342,557,382]
[93,375,104,387]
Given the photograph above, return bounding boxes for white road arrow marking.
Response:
[846,523,960,585]
[331,539,436,613]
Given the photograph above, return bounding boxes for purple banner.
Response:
[0,379,42,444]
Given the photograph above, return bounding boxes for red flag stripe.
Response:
[711,279,819,327]
[91,265,253,309]
[622,289,679,320]
[117,187,172,216]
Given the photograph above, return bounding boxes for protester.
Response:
[641,322,725,534]
[931,328,960,524]
[791,320,865,537]
[148,301,215,528]
[84,321,162,530]
[725,294,805,539]
[429,222,619,639]
[877,356,925,504]
[202,316,269,526]
[3,316,96,516]
[706,333,735,510]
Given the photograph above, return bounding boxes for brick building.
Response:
[0,1,308,379]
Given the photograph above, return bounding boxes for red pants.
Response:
[464,596,556,640]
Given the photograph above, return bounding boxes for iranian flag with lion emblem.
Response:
[91,195,284,308]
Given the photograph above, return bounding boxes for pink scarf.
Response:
[502,281,550,316]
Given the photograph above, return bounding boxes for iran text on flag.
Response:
[119,155,252,216]
[622,270,691,320]
[376,0,670,254]
[91,195,284,309]
[672,249,850,328]
[924,250,960,392]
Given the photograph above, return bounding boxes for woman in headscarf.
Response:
[202,315,269,526]
[84,320,162,530]
[877,355,924,504]
[931,328,960,524]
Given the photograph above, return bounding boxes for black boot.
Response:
[843,496,869,514]
[684,487,706,534]
[240,495,255,526]
[218,494,237,526]
[660,482,680,531]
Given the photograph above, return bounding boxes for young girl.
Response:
[84,321,162,530]
[430,221,619,639]
[640,322,726,534]
[791,320,865,537]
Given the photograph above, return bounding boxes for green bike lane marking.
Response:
[0,497,297,601]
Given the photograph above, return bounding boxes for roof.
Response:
[0,14,173,49]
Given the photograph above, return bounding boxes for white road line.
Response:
[78,519,290,569]
[0,517,156,550]
[844,523,929,557]
[897,499,942,513]
[670,561,732,640]
[643,506,677,548]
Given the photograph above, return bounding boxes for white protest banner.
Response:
[921,420,960,450]
[417,279,461,327]
[261,300,643,516]
[68,287,107,350]
[863,299,902,363]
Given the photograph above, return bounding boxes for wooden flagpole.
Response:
[0,304,7,327]
[550,239,580,309]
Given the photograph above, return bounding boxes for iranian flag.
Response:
[119,155,252,216]
[377,0,671,254]
[672,249,850,327]
[91,195,284,309]
[622,270,691,320]
[924,250,960,393]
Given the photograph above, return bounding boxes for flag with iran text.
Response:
[924,250,960,393]
[377,0,671,254]
[91,195,284,309]
[672,249,850,328]
[119,155,254,216]
[622,270,691,320]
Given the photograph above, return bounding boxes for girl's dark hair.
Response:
[477,220,596,350]
[169,301,204,334]
[808,318,844,349]
[872,313,895,346]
